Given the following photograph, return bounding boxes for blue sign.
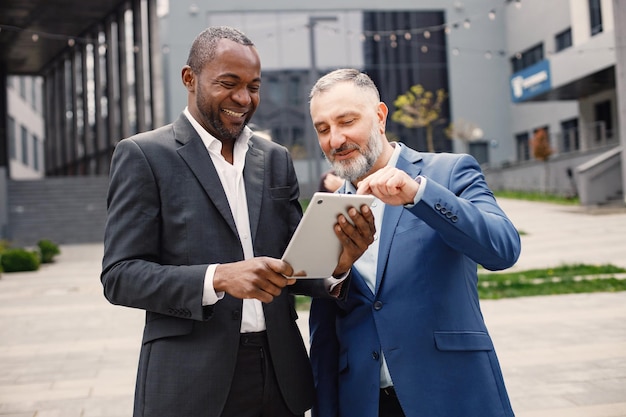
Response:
[510,60,551,102]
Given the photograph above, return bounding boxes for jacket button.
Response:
[232,310,241,320]
[373,301,383,310]
[372,351,380,360]
[451,215,458,222]
[435,203,442,210]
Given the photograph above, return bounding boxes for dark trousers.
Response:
[221,332,302,417]
[379,387,406,417]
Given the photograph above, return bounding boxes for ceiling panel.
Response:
[0,0,126,75]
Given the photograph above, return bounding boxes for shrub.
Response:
[0,239,11,252]
[0,248,40,272]
[38,239,61,264]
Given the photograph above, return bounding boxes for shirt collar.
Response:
[183,107,252,157]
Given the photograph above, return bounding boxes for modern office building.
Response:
[6,76,45,179]
[1,0,624,244]
[159,0,624,202]
[490,0,625,205]
[1,0,164,244]
[161,1,516,190]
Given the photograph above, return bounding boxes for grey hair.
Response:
[186,26,254,74]
[309,68,380,102]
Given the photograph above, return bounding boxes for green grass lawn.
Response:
[295,264,626,310]
[478,264,626,299]
[493,190,579,205]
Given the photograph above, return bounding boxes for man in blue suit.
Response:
[308,69,521,417]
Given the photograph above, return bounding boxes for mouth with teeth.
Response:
[222,108,246,118]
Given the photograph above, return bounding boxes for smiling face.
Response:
[183,38,261,144]
[310,81,391,184]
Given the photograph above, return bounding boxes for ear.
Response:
[181,66,195,92]
[377,102,388,133]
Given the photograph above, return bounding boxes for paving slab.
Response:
[0,198,625,416]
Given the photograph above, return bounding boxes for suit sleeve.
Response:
[101,139,210,321]
[410,154,521,271]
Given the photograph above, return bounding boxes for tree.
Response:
[531,128,553,161]
[531,128,554,193]
[445,118,484,153]
[391,85,447,152]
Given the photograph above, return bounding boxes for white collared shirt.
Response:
[184,107,265,333]
[347,142,426,388]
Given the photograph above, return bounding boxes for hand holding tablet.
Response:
[281,192,376,278]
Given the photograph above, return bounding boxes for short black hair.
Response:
[186,26,254,74]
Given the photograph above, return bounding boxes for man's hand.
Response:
[213,258,296,303]
[332,204,376,276]
[356,166,419,206]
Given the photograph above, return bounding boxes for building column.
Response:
[0,68,8,239]
[614,0,626,203]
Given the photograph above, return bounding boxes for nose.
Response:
[328,127,346,150]
[232,87,252,106]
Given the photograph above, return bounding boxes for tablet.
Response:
[281,192,376,278]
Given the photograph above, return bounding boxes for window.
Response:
[266,77,284,105]
[33,134,40,171]
[31,77,39,111]
[468,142,489,165]
[560,118,579,153]
[515,132,530,162]
[21,125,29,165]
[555,28,572,52]
[19,77,27,99]
[594,100,612,142]
[511,43,544,73]
[589,0,603,36]
[8,116,16,159]
[287,76,302,106]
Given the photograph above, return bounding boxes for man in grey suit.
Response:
[101,27,374,417]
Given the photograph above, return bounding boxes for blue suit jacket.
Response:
[309,144,521,417]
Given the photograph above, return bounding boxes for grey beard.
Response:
[330,131,382,183]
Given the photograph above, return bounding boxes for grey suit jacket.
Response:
[101,114,314,416]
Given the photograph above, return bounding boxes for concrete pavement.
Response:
[0,198,625,417]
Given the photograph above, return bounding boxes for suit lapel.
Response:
[244,138,264,245]
[173,115,238,236]
[375,144,423,293]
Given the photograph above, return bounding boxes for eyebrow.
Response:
[217,73,261,84]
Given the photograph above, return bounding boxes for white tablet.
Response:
[281,192,376,278]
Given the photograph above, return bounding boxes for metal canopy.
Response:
[525,66,616,102]
[0,0,126,75]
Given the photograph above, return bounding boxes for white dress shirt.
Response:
[184,108,265,333]
[348,142,427,388]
